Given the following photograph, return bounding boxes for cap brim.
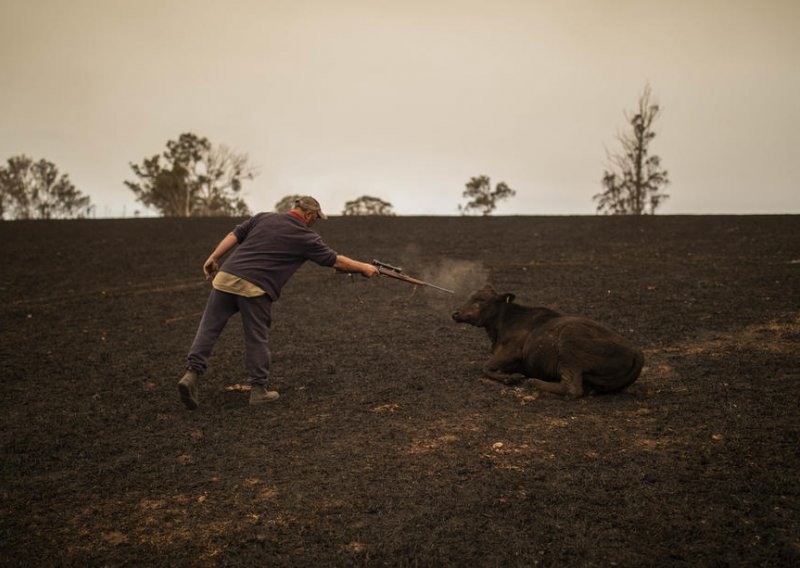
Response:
[317,210,328,220]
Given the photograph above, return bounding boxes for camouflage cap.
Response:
[294,195,327,219]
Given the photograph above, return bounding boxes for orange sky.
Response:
[1,0,798,216]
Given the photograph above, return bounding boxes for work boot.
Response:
[178,370,199,410]
[249,385,279,405]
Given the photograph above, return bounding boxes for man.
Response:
[178,196,378,409]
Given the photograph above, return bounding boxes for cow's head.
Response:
[451,285,516,327]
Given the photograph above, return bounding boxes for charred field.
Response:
[1,215,798,566]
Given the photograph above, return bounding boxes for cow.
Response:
[451,285,644,398]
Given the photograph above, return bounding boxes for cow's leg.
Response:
[531,367,585,398]
[482,353,526,385]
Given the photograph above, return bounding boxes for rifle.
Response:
[371,259,454,294]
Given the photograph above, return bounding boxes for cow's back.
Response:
[520,313,643,391]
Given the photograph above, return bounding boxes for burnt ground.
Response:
[0,215,798,566]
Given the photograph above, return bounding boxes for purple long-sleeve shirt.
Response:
[220,212,337,300]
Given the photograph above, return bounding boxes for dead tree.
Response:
[594,84,669,215]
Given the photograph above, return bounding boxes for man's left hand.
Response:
[203,257,219,280]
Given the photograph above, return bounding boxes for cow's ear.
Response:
[501,293,516,304]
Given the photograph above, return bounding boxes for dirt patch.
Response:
[1,215,798,566]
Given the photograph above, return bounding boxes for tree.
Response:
[125,133,255,217]
[0,155,92,220]
[594,84,670,215]
[274,195,301,213]
[342,195,395,216]
[458,175,515,216]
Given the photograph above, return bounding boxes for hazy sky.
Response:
[1,0,798,216]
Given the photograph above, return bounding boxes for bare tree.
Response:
[594,84,670,215]
[459,175,515,216]
[196,144,253,216]
[0,155,92,220]
[342,195,395,216]
[125,133,255,217]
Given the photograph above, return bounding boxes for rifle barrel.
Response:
[376,266,454,294]
[424,282,455,294]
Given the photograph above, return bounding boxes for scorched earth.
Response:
[1,214,798,566]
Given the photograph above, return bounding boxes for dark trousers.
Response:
[187,289,273,386]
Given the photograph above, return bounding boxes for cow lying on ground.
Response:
[451,285,644,398]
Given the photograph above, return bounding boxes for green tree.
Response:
[342,195,395,216]
[125,133,255,217]
[458,175,515,216]
[0,155,92,220]
[274,194,301,213]
[594,84,670,215]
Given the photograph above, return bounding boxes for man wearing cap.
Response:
[177,196,378,409]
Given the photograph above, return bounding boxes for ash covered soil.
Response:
[1,215,798,566]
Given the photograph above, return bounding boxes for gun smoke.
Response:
[421,259,488,298]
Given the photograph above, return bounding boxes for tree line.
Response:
[0,85,668,220]
[0,156,92,220]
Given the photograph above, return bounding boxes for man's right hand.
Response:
[361,263,380,278]
[333,255,380,277]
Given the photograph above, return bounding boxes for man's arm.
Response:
[333,255,380,278]
[203,232,238,279]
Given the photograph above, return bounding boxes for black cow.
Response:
[452,285,644,398]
